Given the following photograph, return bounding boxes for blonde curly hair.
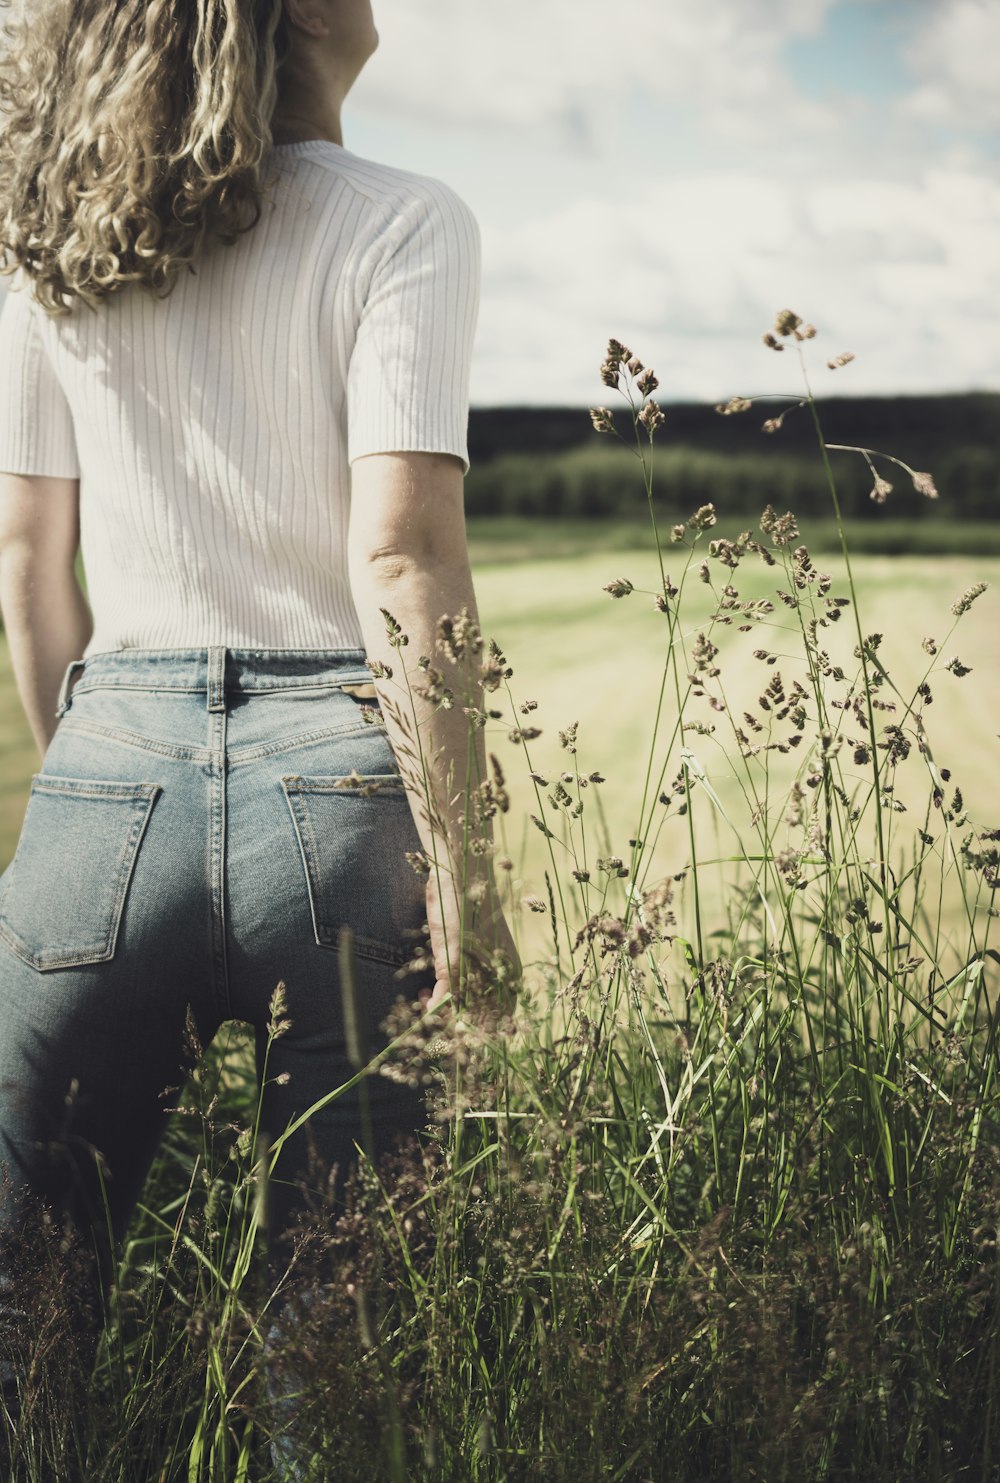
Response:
[0,0,290,315]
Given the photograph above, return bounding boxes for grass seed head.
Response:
[773,309,802,336]
[952,582,988,617]
[716,395,753,415]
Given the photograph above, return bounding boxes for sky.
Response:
[343,0,1000,407]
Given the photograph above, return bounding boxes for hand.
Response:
[419,868,521,1023]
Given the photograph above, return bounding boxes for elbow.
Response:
[348,539,445,584]
[350,546,429,585]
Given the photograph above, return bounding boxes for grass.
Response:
[464,514,1000,568]
[3,321,1000,1481]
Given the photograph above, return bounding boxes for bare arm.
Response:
[0,473,93,759]
[347,450,519,1011]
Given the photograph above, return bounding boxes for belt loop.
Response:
[207,646,228,712]
[54,658,87,720]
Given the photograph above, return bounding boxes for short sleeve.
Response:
[0,278,81,479]
[347,182,480,475]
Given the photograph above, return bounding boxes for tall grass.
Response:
[3,315,1000,1482]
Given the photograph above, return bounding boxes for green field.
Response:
[1,527,997,889]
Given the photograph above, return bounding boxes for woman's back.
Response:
[0,141,480,657]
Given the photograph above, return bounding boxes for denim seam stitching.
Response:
[68,684,207,696]
[228,723,385,766]
[281,781,325,949]
[28,777,160,800]
[286,780,405,795]
[55,719,212,763]
[55,717,382,766]
[208,711,232,1018]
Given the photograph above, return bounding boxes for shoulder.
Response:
[285,144,479,246]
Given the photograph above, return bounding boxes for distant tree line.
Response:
[465,395,999,526]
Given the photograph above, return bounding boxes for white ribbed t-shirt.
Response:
[0,140,481,658]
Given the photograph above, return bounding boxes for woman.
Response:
[0,0,520,1463]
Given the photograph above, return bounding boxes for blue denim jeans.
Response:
[0,645,436,1470]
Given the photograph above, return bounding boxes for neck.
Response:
[271,55,348,147]
[270,107,344,147]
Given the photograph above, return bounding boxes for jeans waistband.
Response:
[55,646,375,718]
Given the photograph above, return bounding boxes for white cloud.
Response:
[349,1,999,403]
[363,0,836,139]
[468,165,1000,405]
[900,0,1000,130]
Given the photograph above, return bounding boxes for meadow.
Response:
[3,539,999,888]
[3,328,1000,1481]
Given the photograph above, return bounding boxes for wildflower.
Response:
[869,477,893,504]
[691,632,720,676]
[689,503,717,532]
[548,780,573,810]
[952,582,988,616]
[603,577,634,598]
[626,355,644,375]
[922,636,938,656]
[508,725,542,743]
[945,656,972,677]
[638,398,665,434]
[773,309,802,336]
[878,724,910,765]
[480,638,513,691]
[715,395,752,415]
[590,406,615,433]
[794,322,817,340]
[670,523,686,543]
[600,358,620,387]
[912,470,939,499]
[606,337,631,365]
[762,332,784,352]
[775,847,805,885]
[759,504,799,547]
[826,351,855,369]
[523,896,547,913]
[365,657,392,678]
[635,367,659,395]
[762,414,786,434]
[437,607,483,663]
[380,608,408,647]
[405,850,432,875]
[414,663,454,708]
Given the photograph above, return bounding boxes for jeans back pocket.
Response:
[280,772,427,966]
[0,774,161,972]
